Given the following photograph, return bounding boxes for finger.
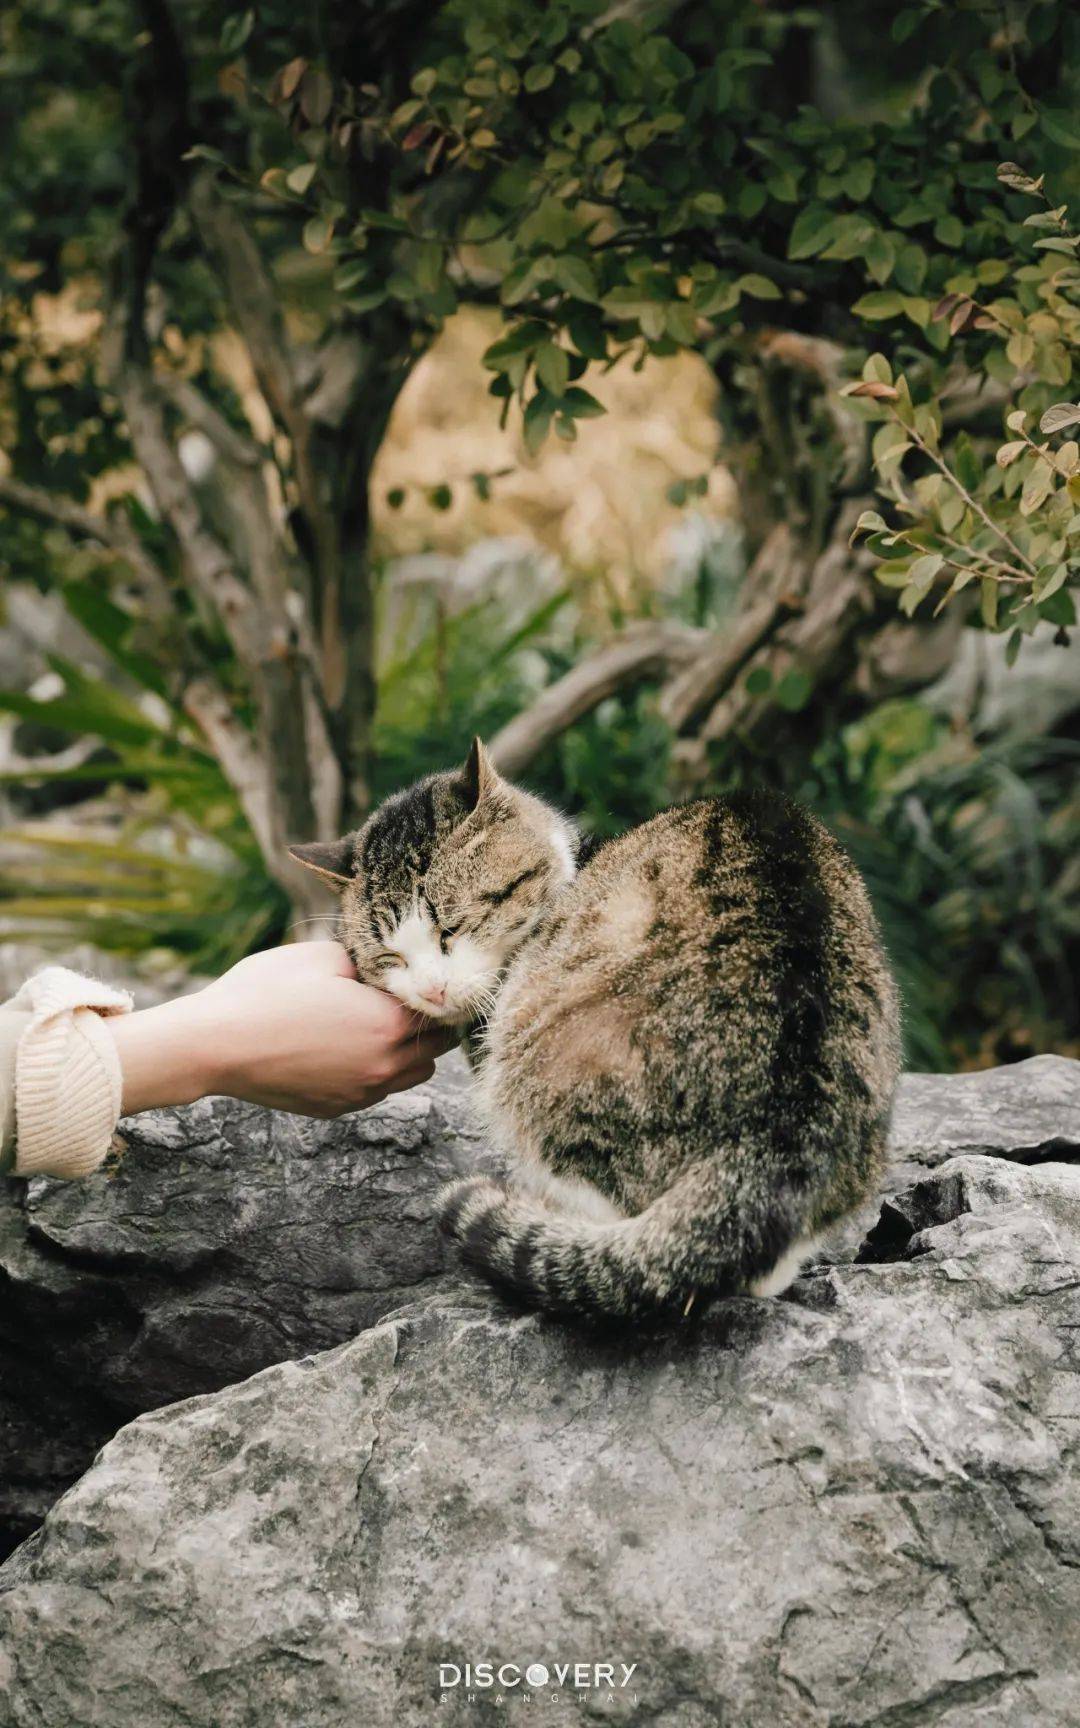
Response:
[383,1057,437,1095]
[410,1027,458,1058]
[394,1014,458,1051]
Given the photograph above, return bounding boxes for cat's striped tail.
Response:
[436,1158,805,1325]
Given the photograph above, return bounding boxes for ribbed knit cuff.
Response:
[10,967,133,1180]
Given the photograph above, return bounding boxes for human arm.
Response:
[108,942,451,1118]
[2,943,453,1180]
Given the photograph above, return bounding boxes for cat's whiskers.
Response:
[286,915,340,940]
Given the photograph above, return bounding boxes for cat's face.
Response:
[290,740,576,1025]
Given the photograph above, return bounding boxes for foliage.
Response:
[848,163,1079,648]
[241,0,1079,635]
[806,713,1080,1069]
[0,826,280,971]
[0,589,286,967]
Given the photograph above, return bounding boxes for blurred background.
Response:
[1,0,1078,1071]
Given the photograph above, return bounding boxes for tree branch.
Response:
[105,0,322,854]
[488,623,707,778]
[187,174,305,438]
[673,502,878,782]
[160,375,260,468]
[0,474,172,611]
[181,678,332,918]
[656,592,790,732]
[187,174,353,712]
[109,357,269,667]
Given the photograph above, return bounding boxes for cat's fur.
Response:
[291,739,901,1325]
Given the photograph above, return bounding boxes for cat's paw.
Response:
[436,1176,507,1240]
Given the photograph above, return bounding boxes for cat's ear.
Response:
[287,836,353,888]
[461,736,499,811]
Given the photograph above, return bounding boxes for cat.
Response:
[290,737,901,1325]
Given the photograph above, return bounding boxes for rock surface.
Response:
[0,1056,489,1553]
[0,1055,1078,1725]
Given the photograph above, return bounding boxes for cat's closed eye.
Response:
[375,952,404,969]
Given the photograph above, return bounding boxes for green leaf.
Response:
[934,568,976,615]
[559,386,606,418]
[954,433,980,493]
[864,231,896,286]
[787,204,836,261]
[182,145,228,168]
[220,9,255,53]
[1042,110,1080,151]
[665,303,697,343]
[552,255,599,302]
[1033,563,1068,602]
[523,62,555,92]
[1020,463,1054,515]
[843,160,874,202]
[567,314,607,361]
[522,391,555,455]
[737,273,781,300]
[850,510,887,543]
[852,290,904,320]
[894,244,928,294]
[980,578,999,630]
[744,665,772,696]
[912,551,944,582]
[873,558,915,589]
[344,288,389,314]
[694,279,741,316]
[0,683,163,748]
[535,343,570,397]
[899,553,944,615]
[774,668,813,711]
[934,215,964,249]
[334,258,369,293]
[300,67,334,127]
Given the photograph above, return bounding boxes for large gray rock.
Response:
[0,1058,489,1553]
[0,1058,1075,1560]
[2,1140,1080,1727]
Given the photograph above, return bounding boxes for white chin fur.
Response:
[382,905,497,1023]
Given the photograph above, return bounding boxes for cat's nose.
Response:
[418,982,446,1007]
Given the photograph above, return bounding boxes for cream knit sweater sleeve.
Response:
[1,968,133,1179]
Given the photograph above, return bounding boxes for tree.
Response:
[247,0,1078,774]
[2,0,1077,916]
[2,0,460,916]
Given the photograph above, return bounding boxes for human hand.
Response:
[108,942,456,1119]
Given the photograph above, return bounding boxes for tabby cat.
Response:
[290,738,901,1325]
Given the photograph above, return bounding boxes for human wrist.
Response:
[107,992,222,1116]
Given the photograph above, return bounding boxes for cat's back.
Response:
[490,790,899,1092]
[524,789,881,975]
